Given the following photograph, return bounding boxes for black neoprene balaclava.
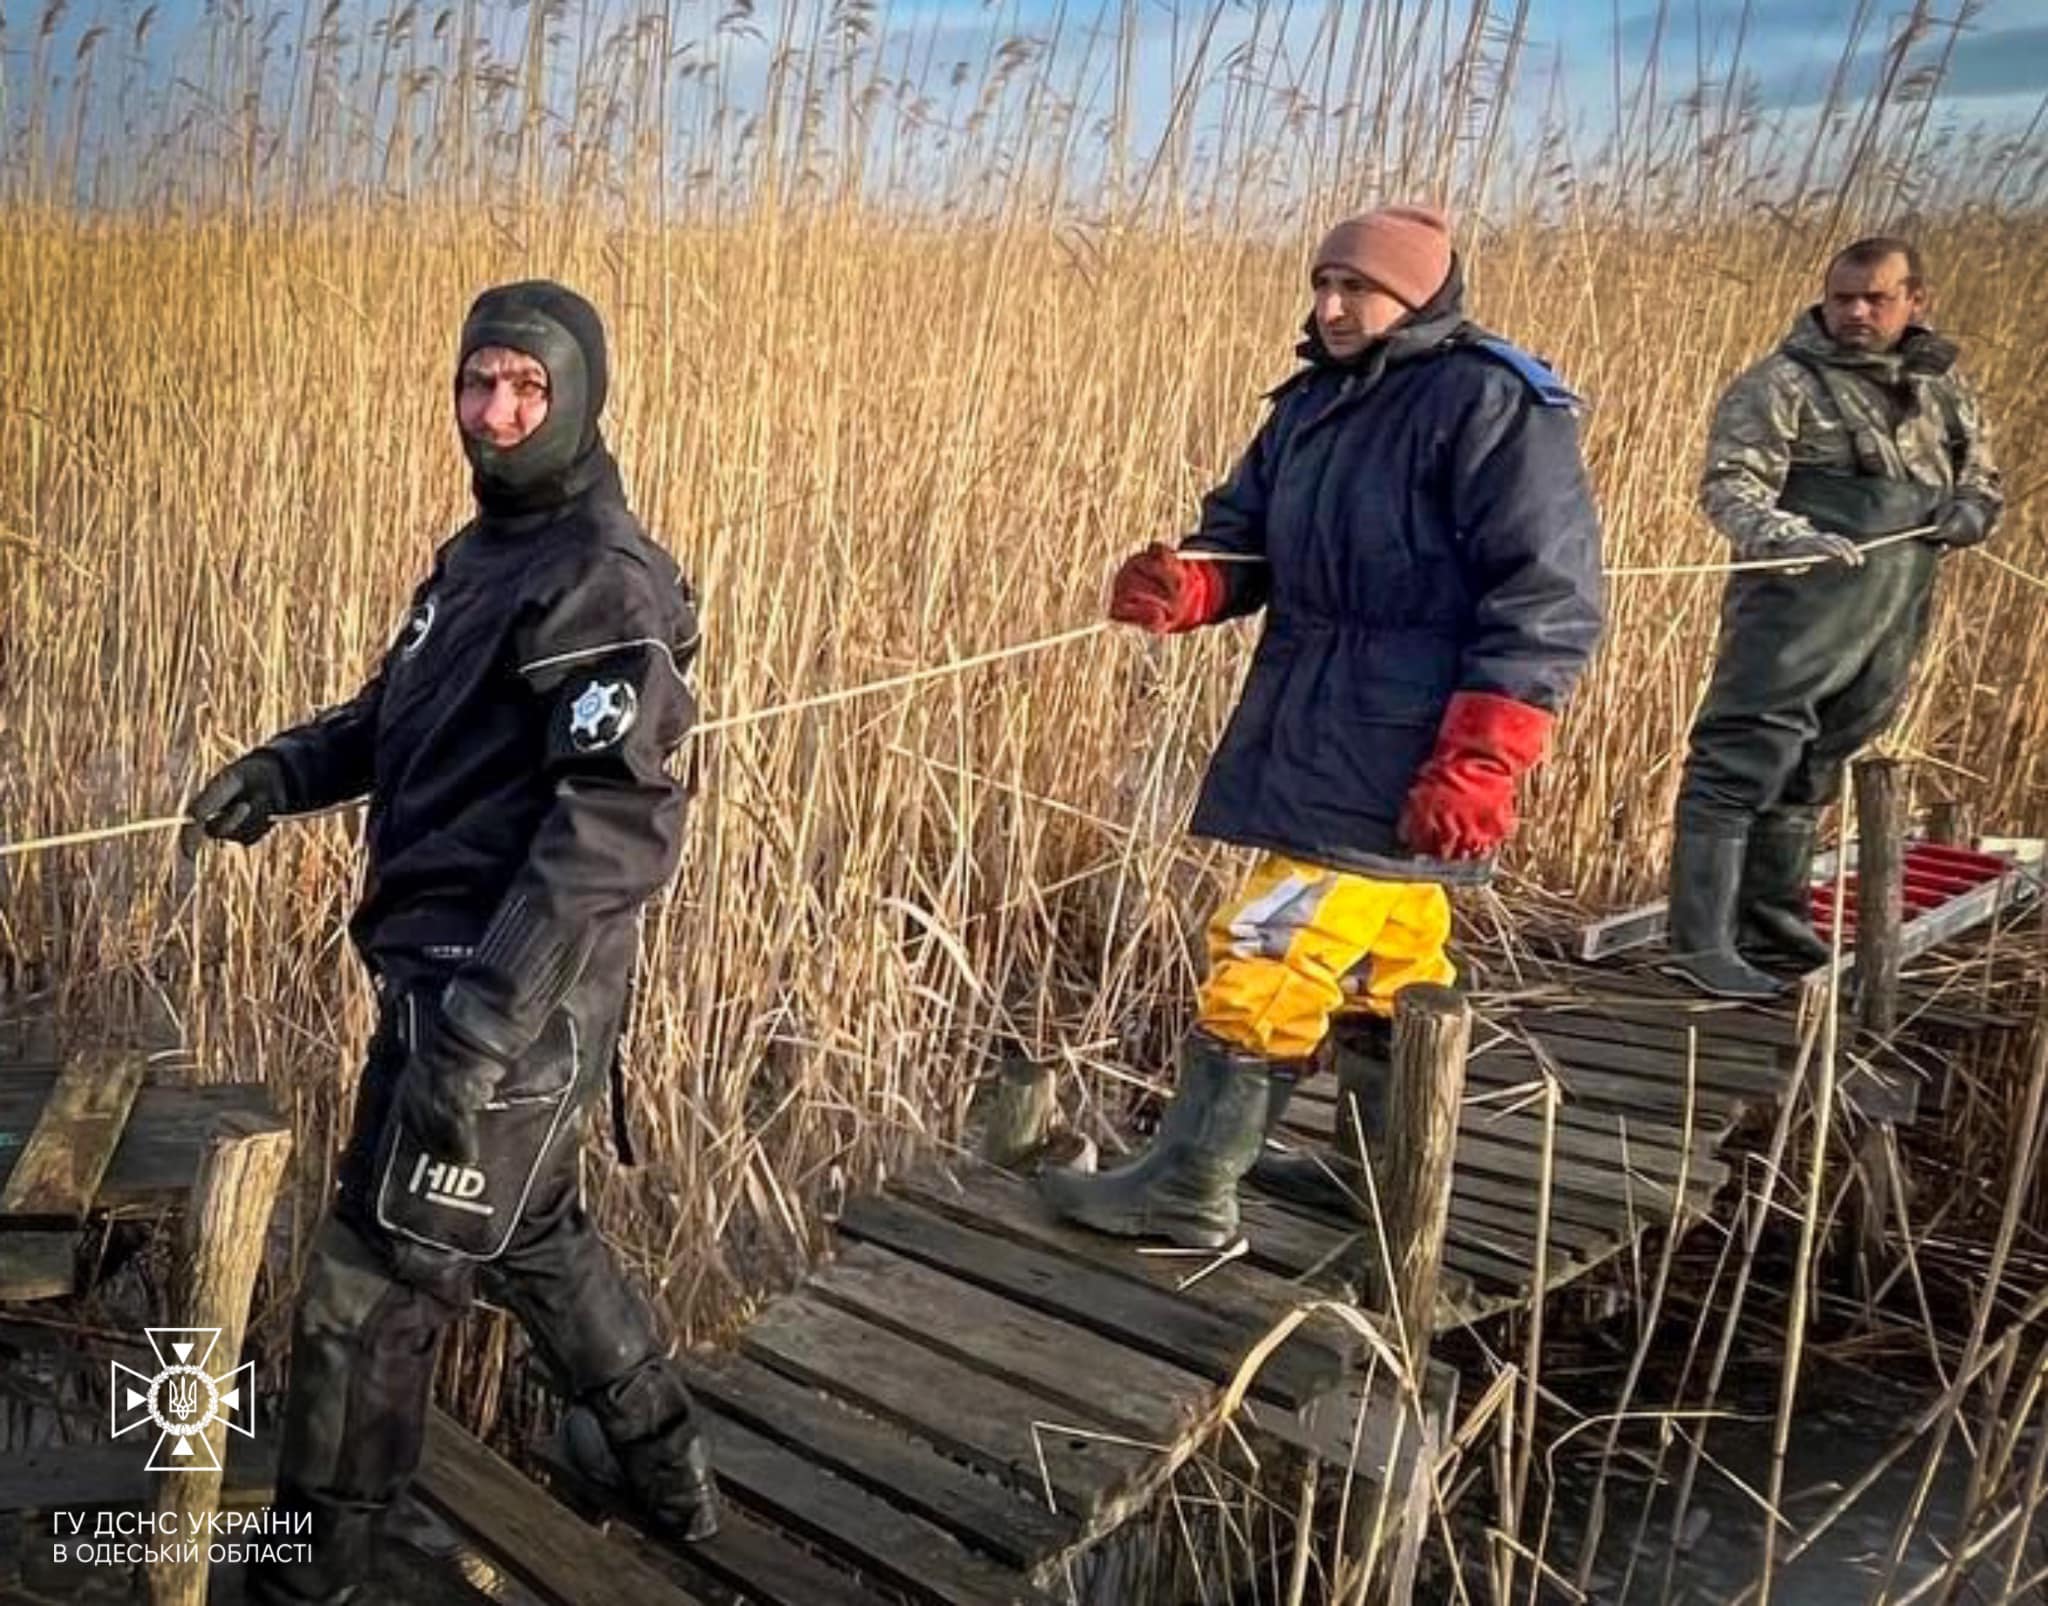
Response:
[456,280,612,517]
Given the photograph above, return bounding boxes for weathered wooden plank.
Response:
[0,1075,280,1213]
[695,1406,1049,1605]
[417,1410,707,1606]
[680,1349,1077,1569]
[1277,1091,1724,1184]
[0,1051,147,1221]
[1232,1188,1484,1311]
[536,1436,896,1606]
[1509,1008,1785,1067]
[1440,1231,1542,1291]
[0,1230,77,1301]
[1232,1192,1367,1278]
[1455,1109,1727,1188]
[1465,1097,1713,1166]
[1294,1074,1715,1169]
[890,1165,1353,1357]
[741,1293,1151,1517]
[1286,1073,1720,1171]
[1465,1049,1753,1132]
[1452,1130,1690,1211]
[840,1193,1342,1408]
[1519,1028,1790,1097]
[1538,972,1803,1046]
[1899,997,2027,1037]
[1449,1191,1616,1257]
[1450,1167,1643,1236]
[813,1243,1213,1442]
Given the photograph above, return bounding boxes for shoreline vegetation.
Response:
[4,0,2047,1596]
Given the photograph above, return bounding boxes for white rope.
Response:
[0,623,1117,859]
[10,525,2043,863]
[1605,525,1934,577]
[1182,525,1943,579]
[693,621,1109,735]
[0,814,190,860]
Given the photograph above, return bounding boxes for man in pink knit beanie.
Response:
[1307,203,1456,348]
[1044,203,1606,1245]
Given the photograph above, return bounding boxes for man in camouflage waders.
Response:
[1665,237,2003,999]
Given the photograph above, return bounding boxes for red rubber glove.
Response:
[1108,543,1225,634]
[1398,691,1555,861]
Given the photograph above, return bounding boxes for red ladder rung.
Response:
[1906,843,2008,879]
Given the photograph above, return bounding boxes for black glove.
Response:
[1739,522,1864,570]
[1933,498,1991,550]
[181,751,292,854]
[394,1006,511,1167]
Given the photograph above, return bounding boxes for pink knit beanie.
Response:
[1312,204,1454,309]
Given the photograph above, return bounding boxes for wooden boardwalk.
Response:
[1256,959,1896,1328]
[520,1159,1452,1604]
[0,1061,1449,1606]
[2,831,2033,1603]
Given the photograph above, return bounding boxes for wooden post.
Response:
[978,1050,1055,1171]
[1375,985,1470,1372]
[1928,797,1973,847]
[148,1109,292,1606]
[1854,758,1905,1037]
[0,1049,148,1303]
[1850,1125,1893,1309]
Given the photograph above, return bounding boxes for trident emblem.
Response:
[166,1374,200,1424]
[110,1328,255,1473]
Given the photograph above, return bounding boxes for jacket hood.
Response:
[1296,251,1471,374]
[1782,307,1959,382]
[457,279,616,522]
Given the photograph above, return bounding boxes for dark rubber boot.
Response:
[1038,1031,1273,1249]
[1739,811,1833,968]
[1249,1016,1389,1215]
[494,1216,721,1547]
[560,1388,719,1544]
[242,1215,466,1606]
[583,1359,720,1542]
[1662,827,1786,1001]
[240,1494,373,1605]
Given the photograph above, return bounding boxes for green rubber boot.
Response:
[1038,1030,1275,1250]
[1739,810,1833,969]
[1249,1015,1389,1216]
[1661,825,1786,1001]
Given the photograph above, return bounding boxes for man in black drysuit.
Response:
[1665,237,2003,998]
[185,281,718,1603]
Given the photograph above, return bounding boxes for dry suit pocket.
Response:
[372,994,580,1262]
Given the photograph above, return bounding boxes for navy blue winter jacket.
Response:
[1182,265,1605,882]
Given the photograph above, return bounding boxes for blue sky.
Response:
[839,0,2048,190]
[8,0,2048,203]
[1589,0,2048,115]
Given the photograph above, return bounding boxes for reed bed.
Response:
[3,0,2047,1597]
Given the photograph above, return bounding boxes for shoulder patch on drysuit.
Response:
[566,676,641,752]
[1467,337,1580,408]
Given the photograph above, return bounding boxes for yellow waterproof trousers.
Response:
[1195,854,1455,1061]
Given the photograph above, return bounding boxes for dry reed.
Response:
[4,0,2047,1599]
